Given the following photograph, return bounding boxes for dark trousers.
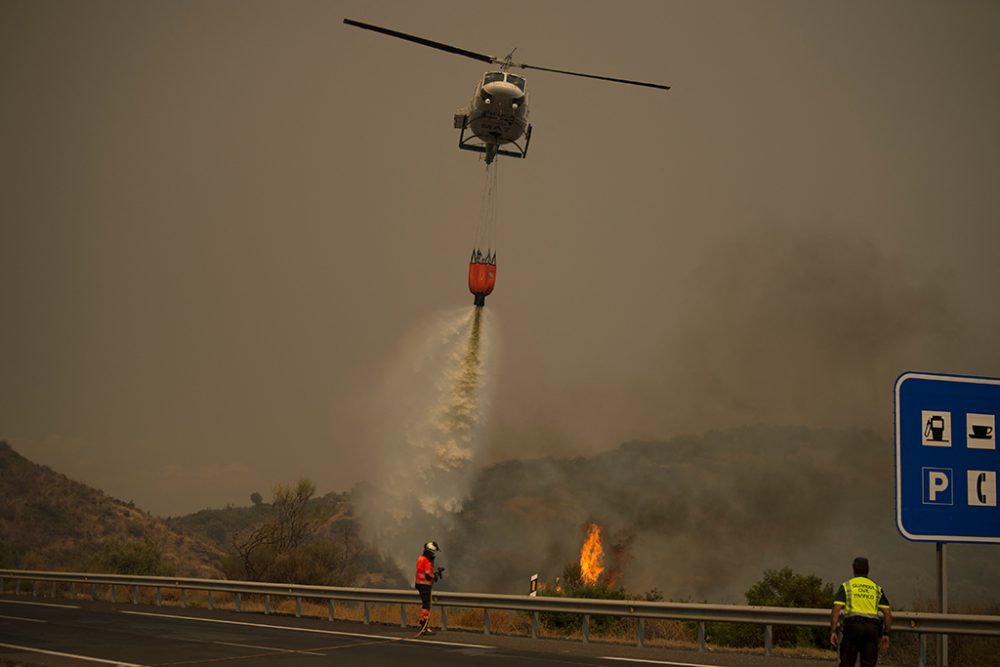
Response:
[839,619,881,667]
[416,584,432,619]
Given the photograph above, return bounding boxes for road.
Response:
[0,594,835,667]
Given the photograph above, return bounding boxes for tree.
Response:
[229,479,318,581]
[745,566,835,608]
[250,491,264,507]
[746,566,835,648]
[708,567,835,649]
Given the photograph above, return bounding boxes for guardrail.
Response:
[2,569,997,666]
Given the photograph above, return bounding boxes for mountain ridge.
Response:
[0,440,223,577]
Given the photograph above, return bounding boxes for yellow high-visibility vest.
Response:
[835,576,889,619]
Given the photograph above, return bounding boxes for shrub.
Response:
[87,538,174,576]
[708,566,834,649]
[538,562,632,635]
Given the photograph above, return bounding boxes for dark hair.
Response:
[852,556,870,576]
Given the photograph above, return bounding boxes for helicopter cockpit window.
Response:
[484,72,505,85]
[506,74,526,91]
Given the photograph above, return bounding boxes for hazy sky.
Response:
[3,1,999,515]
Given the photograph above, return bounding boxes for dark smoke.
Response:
[436,226,999,607]
[441,426,997,607]
[637,226,970,436]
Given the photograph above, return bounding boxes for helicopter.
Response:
[343,19,670,164]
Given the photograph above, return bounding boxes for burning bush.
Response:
[537,523,633,635]
[538,561,630,634]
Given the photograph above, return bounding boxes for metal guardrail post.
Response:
[400,604,406,627]
[698,621,706,651]
[111,584,116,603]
[156,588,162,606]
[363,601,370,625]
[15,579,21,595]
[208,591,213,610]
[264,594,270,615]
[636,618,645,647]
[90,583,96,600]
[235,593,242,612]
[483,608,491,635]
[328,599,334,621]
[296,597,302,618]
[531,611,539,639]
[764,624,773,656]
[582,614,590,643]
[441,606,448,631]
[919,633,927,667]
[181,589,187,609]
[132,586,138,604]
[32,580,38,597]
[50,581,57,598]
[69,582,76,599]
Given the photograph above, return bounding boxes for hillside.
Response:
[167,489,406,588]
[0,441,223,577]
[382,425,999,608]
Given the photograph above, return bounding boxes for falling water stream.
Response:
[358,307,494,571]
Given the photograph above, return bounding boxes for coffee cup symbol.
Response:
[970,424,994,439]
[925,415,948,442]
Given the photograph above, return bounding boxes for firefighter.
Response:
[415,541,443,633]
[830,556,892,667]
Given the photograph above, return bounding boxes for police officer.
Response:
[415,541,443,633]
[830,556,892,667]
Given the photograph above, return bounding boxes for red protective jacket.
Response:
[415,555,435,586]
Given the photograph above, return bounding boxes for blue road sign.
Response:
[895,372,1000,543]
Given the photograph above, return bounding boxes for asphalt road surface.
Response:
[0,595,836,667]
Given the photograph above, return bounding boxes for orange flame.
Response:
[579,523,604,585]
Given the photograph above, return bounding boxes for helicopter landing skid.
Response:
[457,122,531,163]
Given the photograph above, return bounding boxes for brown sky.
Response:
[2,0,999,515]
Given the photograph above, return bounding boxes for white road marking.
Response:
[602,658,721,667]
[213,640,325,655]
[0,613,46,623]
[0,598,80,609]
[120,610,495,650]
[0,641,146,666]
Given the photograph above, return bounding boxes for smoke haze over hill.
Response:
[438,426,998,608]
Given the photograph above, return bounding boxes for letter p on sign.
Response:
[923,468,953,505]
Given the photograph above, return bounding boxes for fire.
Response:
[579,523,605,585]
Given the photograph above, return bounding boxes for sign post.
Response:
[895,371,1000,667]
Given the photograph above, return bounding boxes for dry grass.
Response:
[0,442,224,578]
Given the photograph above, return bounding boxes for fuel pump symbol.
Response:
[924,414,949,443]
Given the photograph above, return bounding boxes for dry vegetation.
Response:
[0,441,223,576]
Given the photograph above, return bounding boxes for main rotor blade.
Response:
[516,62,670,90]
[344,19,496,65]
